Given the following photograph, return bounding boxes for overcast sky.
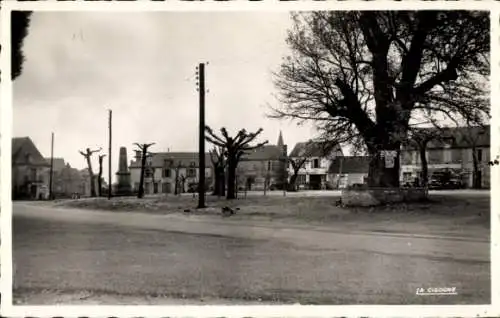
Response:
[13,11,318,182]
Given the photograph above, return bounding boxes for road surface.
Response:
[12,203,490,305]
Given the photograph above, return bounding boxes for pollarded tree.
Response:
[79,147,102,197]
[271,11,489,188]
[133,143,155,199]
[205,126,268,199]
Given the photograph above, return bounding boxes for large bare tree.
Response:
[205,126,268,199]
[133,143,155,199]
[79,147,101,197]
[271,11,489,188]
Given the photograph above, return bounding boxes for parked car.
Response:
[428,171,463,189]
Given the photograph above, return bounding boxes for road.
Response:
[12,202,490,305]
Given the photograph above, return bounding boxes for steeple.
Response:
[277,130,284,147]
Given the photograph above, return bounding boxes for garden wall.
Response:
[341,187,428,207]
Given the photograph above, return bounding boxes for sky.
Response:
[13,11,318,182]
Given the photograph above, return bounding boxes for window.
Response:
[163,168,171,178]
[187,168,196,178]
[30,168,37,181]
[313,159,320,169]
[134,182,140,191]
[477,149,483,162]
[190,161,196,167]
[153,183,159,194]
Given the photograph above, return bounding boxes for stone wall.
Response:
[341,187,428,207]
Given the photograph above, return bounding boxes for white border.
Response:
[1,1,499,317]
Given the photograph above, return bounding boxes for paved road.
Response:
[12,203,490,305]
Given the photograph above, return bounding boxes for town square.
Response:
[2,2,496,314]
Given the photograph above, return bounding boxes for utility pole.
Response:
[197,63,206,208]
[108,109,112,199]
[48,132,54,200]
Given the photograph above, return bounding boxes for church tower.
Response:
[277,130,284,148]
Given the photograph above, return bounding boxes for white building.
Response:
[287,141,343,190]
[129,151,213,195]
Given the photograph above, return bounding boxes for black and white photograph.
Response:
[1,1,498,317]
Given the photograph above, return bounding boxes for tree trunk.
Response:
[367,146,401,188]
[137,152,147,198]
[213,167,225,196]
[419,146,428,187]
[288,170,300,191]
[98,160,103,197]
[85,157,97,197]
[226,161,236,200]
[472,147,481,189]
[174,170,179,195]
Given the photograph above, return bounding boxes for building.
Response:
[44,158,88,198]
[12,137,50,200]
[129,151,213,195]
[236,131,287,191]
[288,140,343,190]
[328,156,370,188]
[400,125,490,188]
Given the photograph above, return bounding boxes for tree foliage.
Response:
[11,11,32,80]
[271,11,489,187]
[205,126,268,199]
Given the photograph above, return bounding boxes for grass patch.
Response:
[52,191,490,238]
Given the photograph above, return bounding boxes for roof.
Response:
[12,137,50,166]
[405,125,490,150]
[329,156,371,174]
[240,145,284,161]
[289,141,341,158]
[45,158,66,171]
[130,152,212,168]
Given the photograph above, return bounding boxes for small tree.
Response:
[405,127,451,188]
[79,147,102,197]
[173,161,183,195]
[205,126,268,199]
[97,154,106,197]
[209,146,226,197]
[133,143,155,199]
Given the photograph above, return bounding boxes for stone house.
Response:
[328,156,370,188]
[44,158,89,198]
[288,141,343,190]
[400,125,490,188]
[236,132,287,191]
[129,151,213,194]
[12,137,50,200]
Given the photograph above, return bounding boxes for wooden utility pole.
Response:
[108,109,112,199]
[48,132,54,200]
[197,63,206,208]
